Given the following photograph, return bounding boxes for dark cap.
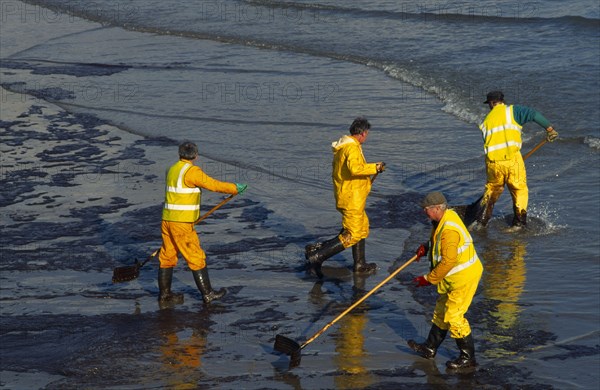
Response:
[420,191,447,208]
[484,90,504,104]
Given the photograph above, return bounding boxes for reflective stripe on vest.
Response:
[431,211,479,277]
[480,105,522,161]
[162,161,201,222]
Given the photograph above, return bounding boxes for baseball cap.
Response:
[484,90,504,104]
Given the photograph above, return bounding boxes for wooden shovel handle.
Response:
[522,138,547,160]
[194,193,237,224]
[299,254,420,349]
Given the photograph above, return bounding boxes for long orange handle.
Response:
[194,194,237,224]
[299,254,420,349]
[523,138,547,160]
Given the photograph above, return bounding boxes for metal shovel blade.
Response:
[112,262,141,283]
[274,334,302,369]
[274,334,300,354]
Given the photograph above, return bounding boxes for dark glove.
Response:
[546,127,559,142]
[235,183,248,195]
[413,275,431,287]
[415,243,429,259]
[376,162,386,173]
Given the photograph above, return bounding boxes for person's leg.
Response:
[479,161,507,226]
[408,324,448,359]
[191,267,226,303]
[446,333,476,369]
[157,221,183,305]
[408,295,448,358]
[305,209,365,277]
[305,234,346,278]
[351,211,376,274]
[444,274,481,369]
[507,153,528,227]
[158,220,179,269]
[157,267,184,306]
[352,239,376,273]
[176,223,226,303]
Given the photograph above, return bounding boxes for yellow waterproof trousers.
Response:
[338,208,369,248]
[432,263,482,339]
[483,153,528,214]
[159,220,206,271]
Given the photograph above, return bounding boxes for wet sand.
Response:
[3,89,599,389]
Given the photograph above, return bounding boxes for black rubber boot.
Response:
[478,199,495,227]
[158,267,184,306]
[192,267,226,304]
[511,208,527,227]
[446,333,477,369]
[305,236,346,278]
[304,242,322,259]
[407,324,448,359]
[352,239,376,274]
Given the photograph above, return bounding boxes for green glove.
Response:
[235,183,247,195]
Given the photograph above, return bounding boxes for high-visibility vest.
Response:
[430,209,480,279]
[480,104,523,161]
[162,161,201,222]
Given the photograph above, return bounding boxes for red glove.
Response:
[414,275,431,287]
[415,243,428,259]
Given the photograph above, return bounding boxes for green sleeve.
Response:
[512,105,551,128]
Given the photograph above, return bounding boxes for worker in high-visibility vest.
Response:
[478,90,558,227]
[408,191,484,370]
[158,141,247,306]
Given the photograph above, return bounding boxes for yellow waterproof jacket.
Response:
[331,135,378,211]
[427,209,483,294]
[162,159,237,222]
[480,103,523,162]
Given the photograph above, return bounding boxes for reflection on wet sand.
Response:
[304,269,378,388]
[333,311,375,388]
[481,239,527,358]
[410,359,445,387]
[158,309,207,389]
[333,274,375,389]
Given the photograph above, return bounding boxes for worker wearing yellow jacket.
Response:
[305,117,385,278]
[158,141,247,305]
[477,90,558,227]
[408,192,483,370]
